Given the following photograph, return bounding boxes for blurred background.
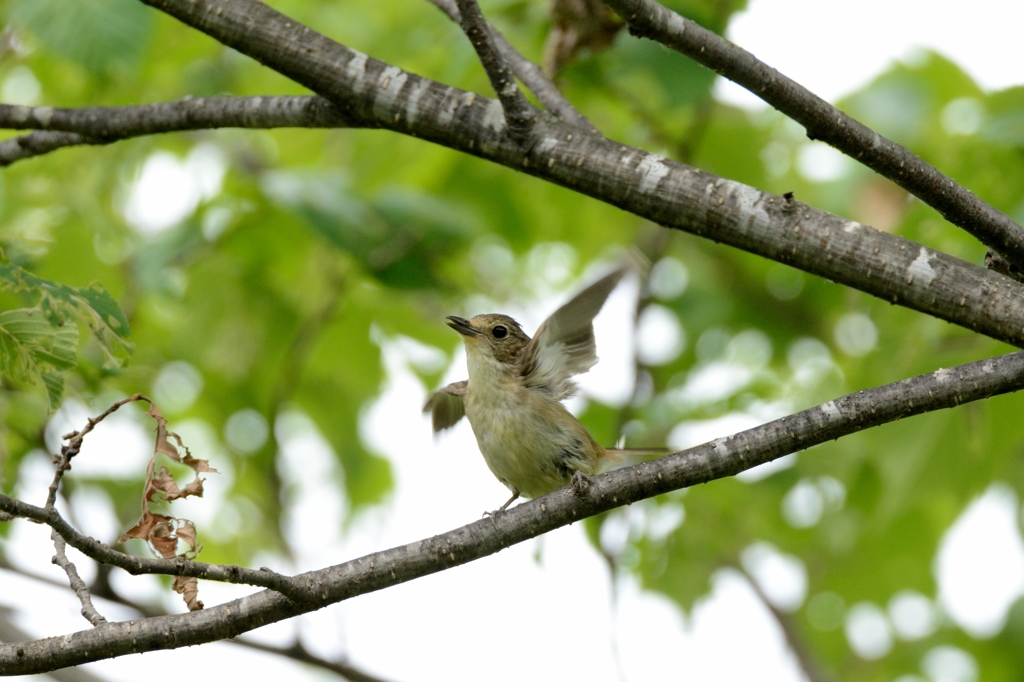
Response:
[2,0,1024,680]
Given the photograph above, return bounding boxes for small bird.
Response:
[424,267,630,511]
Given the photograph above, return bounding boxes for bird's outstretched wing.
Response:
[519,267,626,400]
[423,380,468,432]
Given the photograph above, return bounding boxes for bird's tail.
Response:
[600,447,669,468]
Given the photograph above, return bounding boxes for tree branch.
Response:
[0,96,358,165]
[0,497,304,599]
[453,0,537,139]
[742,567,828,682]
[50,532,108,627]
[0,609,108,682]
[4,349,1024,673]
[598,0,1024,269]
[129,0,1024,348]
[425,0,595,131]
[233,640,396,682]
[0,131,90,166]
[0,559,393,682]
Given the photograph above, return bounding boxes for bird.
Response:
[424,266,632,511]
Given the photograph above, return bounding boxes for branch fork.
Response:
[454,0,538,142]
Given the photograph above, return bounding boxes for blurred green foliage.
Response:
[1,0,1023,678]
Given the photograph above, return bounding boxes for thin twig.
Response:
[599,0,1024,269]
[453,0,537,140]
[0,96,358,166]
[425,0,595,131]
[46,393,149,509]
[743,568,829,682]
[39,394,149,624]
[0,495,307,599]
[234,640,397,682]
[51,531,107,627]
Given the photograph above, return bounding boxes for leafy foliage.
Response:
[0,260,131,409]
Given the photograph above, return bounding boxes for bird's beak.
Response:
[446,316,481,337]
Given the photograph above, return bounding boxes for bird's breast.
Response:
[463,375,600,499]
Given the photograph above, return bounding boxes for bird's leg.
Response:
[483,490,520,518]
[570,470,592,496]
[498,490,520,511]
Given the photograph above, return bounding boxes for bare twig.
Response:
[453,0,537,139]
[599,0,1024,269]
[743,568,828,682]
[51,531,108,627]
[0,131,89,166]
[0,494,307,599]
[234,640,396,682]
[46,394,148,509]
[5,349,1024,673]
[38,392,121,629]
[9,394,307,601]
[0,96,358,166]
[425,0,595,131]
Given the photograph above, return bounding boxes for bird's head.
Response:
[446,314,530,369]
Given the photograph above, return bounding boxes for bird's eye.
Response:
[492,325,508,339]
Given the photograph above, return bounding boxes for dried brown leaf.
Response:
[152,466,184,500]
[147,403,181,461]
[149,519,179,559]
[176,519,198,553]
[117,399,217,611]
[118,510,171,544]
[173,576,204,611]
[179,477,206,499]
[182,452,217,474]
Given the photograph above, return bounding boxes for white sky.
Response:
[5,1,1024,681]
[718,0,1024,108]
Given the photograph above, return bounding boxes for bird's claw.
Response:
[570,470,592,496]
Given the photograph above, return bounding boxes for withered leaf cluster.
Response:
[119,402,217,611]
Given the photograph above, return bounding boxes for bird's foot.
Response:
[570,470,592,496]
[483,490,520,518]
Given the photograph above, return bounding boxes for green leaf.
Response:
[40,371,65,412]
[7,0,153,77]
[0,262,132,358]
[0,308,79,410]
[0,261,127,411]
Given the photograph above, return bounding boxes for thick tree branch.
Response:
[599,0,1024,269]
[0,96,358,165]
[453,0,537,139]
[0,610,108,682]
[129,0,1024,348]
[4,350,1024,673]
[0,560,392,682]
[425,0,595,130]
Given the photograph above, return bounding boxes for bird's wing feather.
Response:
[519,267,626,400]
[423,380,468,432]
